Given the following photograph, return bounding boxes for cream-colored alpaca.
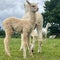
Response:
[3,0,38,58]
[20,2,43,53]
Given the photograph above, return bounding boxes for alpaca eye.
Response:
[32,6,35,7]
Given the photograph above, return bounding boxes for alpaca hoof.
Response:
[32,54,34,58]
[9,55,12,58]
[23,56,27,59]
[5,52,11,57]
[38,50,40,53]
[30,53,33,57]
[7,53,11,57]
[31,49,34,52]
[38,50,42,53]
[20,47,23,51]
[20,48,22,51]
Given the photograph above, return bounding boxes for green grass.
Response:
[0,38,60,60]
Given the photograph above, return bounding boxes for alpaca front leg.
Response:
[23,33,28,58]
[20,39,23,50]
[23,43,27,59]
[38,32,42,53]
[23,32,33,58]
[20,34,23,51]
[4,34,11,56]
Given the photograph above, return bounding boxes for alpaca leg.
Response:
[23,32,33,58]
[45,34,47,40]
[44,34,47,44]
[23,33,29,58]
[3,24,13,57]
[23,42,27,59]
[37,25,42,53]
[38,32,42,53]
[30,36,35,52]
[20,34,30,51]
[29,36,33,57]
[20,34,23,51]
[30,36,32,47]
[4,32,11,56]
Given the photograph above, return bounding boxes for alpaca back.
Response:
[3,17,23,33]
[3,17,34,33]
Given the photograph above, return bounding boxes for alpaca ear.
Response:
[24,3,25,7]
[26,0,31,5]
[24,4,26,8]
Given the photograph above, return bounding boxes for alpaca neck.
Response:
[29,11,36,25]
[46,24,49,31]
[25,8,30,13]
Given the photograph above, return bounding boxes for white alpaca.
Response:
[42,23,51,40]
[49,35,56,38]
[20,2,43,53]
[3,0,38,58]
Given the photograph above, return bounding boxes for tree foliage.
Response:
[0,27,5,38]
[42,0,60,37]
[43,0,60,24]
[0,26,20,38]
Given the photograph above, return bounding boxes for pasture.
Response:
[0,38,60,60]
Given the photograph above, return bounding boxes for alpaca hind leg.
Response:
[4,25,13,57]
[4,32,11,56]
[37,25,42,53]
[30,36,35,52]
[38,32,42,53]
[38,33,42,52]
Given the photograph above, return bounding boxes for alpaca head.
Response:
[47,23,51,27]
[26,0,39,12]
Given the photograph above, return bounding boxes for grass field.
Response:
[0,38,60,60]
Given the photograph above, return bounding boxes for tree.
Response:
[43,0,60,25]
[0,29,5,37]
[42,0,60,37]
[0,26,1,30]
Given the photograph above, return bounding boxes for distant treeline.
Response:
[0,26,60,38]
[0,29,5,38]
[48,24,60,38]
[0,28,21,38]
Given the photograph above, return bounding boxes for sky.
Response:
[0,0,46,28]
